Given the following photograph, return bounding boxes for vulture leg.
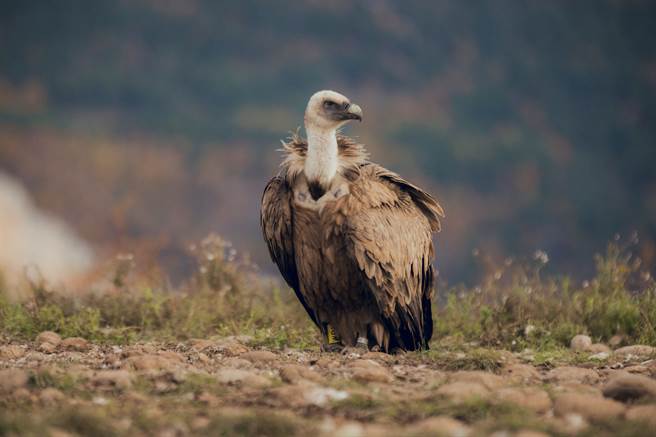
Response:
[321,324,344,352]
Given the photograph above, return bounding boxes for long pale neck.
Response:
[304,125,338,188]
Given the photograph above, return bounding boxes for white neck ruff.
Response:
[304,125,338,187]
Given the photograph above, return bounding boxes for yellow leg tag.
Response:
[326,325,340,345]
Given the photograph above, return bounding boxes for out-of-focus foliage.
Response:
[1,236,654,350]
[1,1,655,281]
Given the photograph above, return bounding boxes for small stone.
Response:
[570,335,592,351]
[36,331,61,346]
[272,385,349,408]
[38,342,57,354]
[614,345,655,358]
[91,370,133,390]
[602,373,656,401]
[545,366,599,384]
[222,357,252,369]
[410,416,471,437]
[495,387,551,413]
[60,337,90,352]
[347,359,382,370]
[39,387,65,404]
[449,371,505,390]
[215,340,249,357]
[0,345,26,359]
[436,381,489,403]
[500,363,542,384]
[553,393,625,422]
[240,350,278,363]
[279,364,324,384]
[127,354,174,371]
[190,339,214,351]
[0,369,29,392]
[361,352,395,363]
[215,369,271,388]
[351,367,393,384]
[625,404,656,427]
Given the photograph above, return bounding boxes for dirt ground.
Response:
[2,333,656,436]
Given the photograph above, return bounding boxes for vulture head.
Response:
[304,90,363,130]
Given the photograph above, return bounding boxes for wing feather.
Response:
[344,164,441,350]
[261,176,320,328]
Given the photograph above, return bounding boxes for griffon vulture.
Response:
[261,90,444,353]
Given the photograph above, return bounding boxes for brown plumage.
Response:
[261,91,444,352]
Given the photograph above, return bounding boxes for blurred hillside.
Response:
[1,0,655,283]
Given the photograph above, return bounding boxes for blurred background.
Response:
[1,0,655,288]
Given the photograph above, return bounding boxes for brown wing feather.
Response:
[343,164,442,350]
[260,176,320,328]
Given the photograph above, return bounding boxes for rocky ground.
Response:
[2,332,656,436]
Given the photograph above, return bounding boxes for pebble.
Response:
[495,387,552,413]
[36,331,61,347]
[60,337,90,352]
[570,335,592,351]
[410,416,471,437]
[240,350,278,363]
[545,366,599,384]
[215,368,272,388]
[436,381,489,403]
[449,371,505,390]
[0,345,26,359]
[351,366,393,384]
[614,345,655,358]
[602,373,656,401]
[553,393,625,422]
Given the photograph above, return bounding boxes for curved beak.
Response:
[345,103,363,121]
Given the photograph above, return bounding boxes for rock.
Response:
[127,354,174,371]
[551,381,602,397]
[436,382,489,403]
[495,387,552,413]
[0,368,29,392]
[60,337,90,352]
[279,364,324,384]
[351,367,393,384]
[39,387,65,404]
[347,359,382,369]
[602,373,656,401]
[190,339,214,351]
[553,393,625,422]
[215,369,272,388]
[91,370,133,390]
[570,335,592,352]
[36,331,61,346]
[410,416,471,437]
[302,386,350,406]
[222,357,253,369]
[588,343,611,354]
[158,351,185,363]
[500,363,542,384]
[449,371,505,390]
[361,352,395,363]
[0,345,26,359]
[214,340,249,357]
[614,345,655,358]
[545,366,599,384]
[625,404,656,427]
[38,342,57,354]
[240,350,278,363]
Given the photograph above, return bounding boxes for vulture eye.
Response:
[323,100,338,109]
